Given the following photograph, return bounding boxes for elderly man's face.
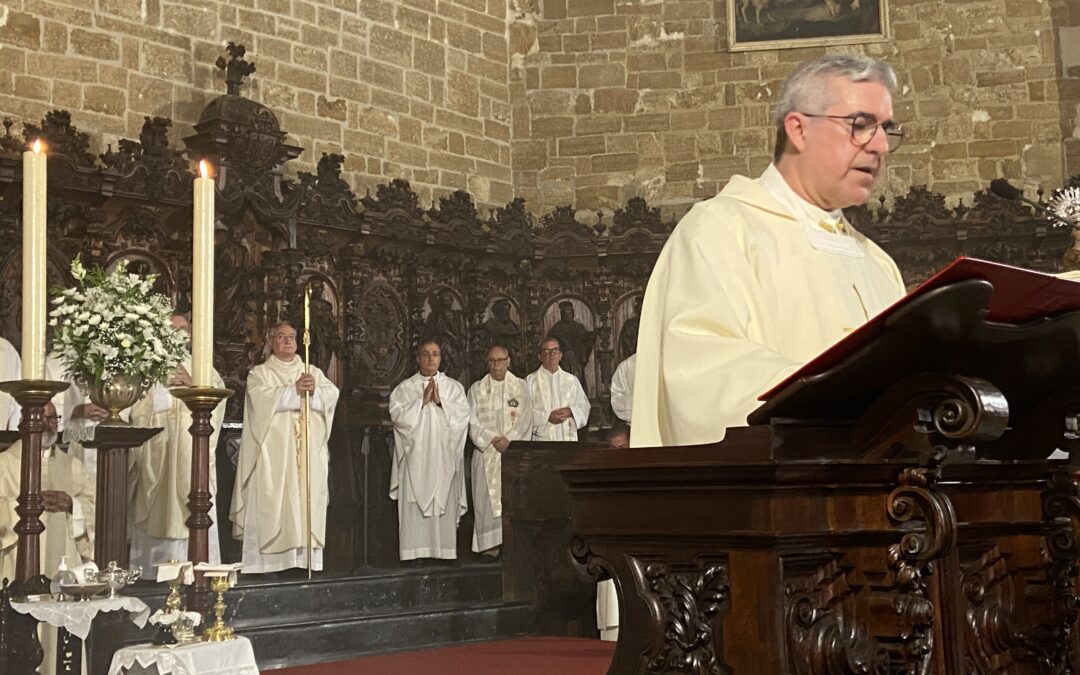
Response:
[538,339,562,372]
[789,77,894,211]
[607,432,630,449]
[417,343,441,376]
[486,347,510,380]
[270,325,298,360]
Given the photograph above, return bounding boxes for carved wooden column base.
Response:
[171,386,233,617]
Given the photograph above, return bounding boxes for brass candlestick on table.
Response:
[203,575,235,642]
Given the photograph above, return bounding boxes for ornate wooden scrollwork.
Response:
[627,557,731,675]
[857,374,1009,461]
[786,555,888,675]
[1031,471,1080,671]
[960,545,1026,674]
[886,461,958,675]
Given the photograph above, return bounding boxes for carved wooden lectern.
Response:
[562,267,1080,674]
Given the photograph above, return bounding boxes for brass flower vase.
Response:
[85,374,148,426]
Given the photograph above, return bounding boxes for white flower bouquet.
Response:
[49,257,187,386]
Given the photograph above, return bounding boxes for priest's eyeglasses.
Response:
[486,357,509,364]
[540,348,561,355]
[800,113,905,152]
[273,334,297,342]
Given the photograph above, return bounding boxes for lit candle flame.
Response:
[199,160,211,179]
[32,139,43,154]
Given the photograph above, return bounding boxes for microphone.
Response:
[990,178,1079,231]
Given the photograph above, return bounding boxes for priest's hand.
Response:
[493,436,510,453]
[548,408,571,424]
[431,379,442,406]
[71,403,108,423]
[423,378,436,405]
[42,490,73,514]
[168,364,192,387]
[295,372,316,395]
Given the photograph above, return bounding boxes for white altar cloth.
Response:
[108,636,259,675]
[10,596,150,640]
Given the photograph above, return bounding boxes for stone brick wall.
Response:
[510,0,1079,216]
[0,0,1076,217]
[0,0,513,208]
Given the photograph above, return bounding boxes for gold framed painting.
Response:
[727,0,890,52]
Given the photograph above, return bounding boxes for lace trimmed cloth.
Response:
[108,636,259,675]
[9,596,150,640]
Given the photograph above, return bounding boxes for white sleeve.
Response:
[569,376,590,429]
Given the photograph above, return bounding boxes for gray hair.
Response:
[773,55,898,160]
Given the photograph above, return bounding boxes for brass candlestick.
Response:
[203,575,235,642]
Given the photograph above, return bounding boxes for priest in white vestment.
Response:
[632,54,907,448]
[610,354,635,424]
[0,337,21,429]
[527,338,590,441]
[129,315,226,571]
[467,345,532,556]
[230,322,339,574]
[389,340,471,561]
[0,403,96,583]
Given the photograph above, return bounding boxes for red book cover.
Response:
[758,257,1080,401]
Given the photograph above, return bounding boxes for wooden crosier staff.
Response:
[303,283,313,579]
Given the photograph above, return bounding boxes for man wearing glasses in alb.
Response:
[632,54,908,448]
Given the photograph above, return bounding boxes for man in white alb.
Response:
[129,314,226,570]
[467,345,531,557]
[389,340,471,561]
[230,322,339,574]
[527,337,589,441]
[632,54,907,447]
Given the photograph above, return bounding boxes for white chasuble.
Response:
[128,359,226,570]
[389,371,470,560]
[230,355,338,573]
[467,373,532,552]
[526,367,590,441]
[631,166,906,447]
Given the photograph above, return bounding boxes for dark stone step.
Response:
[122,564,530,670]
[250,600,533,671]
[126,563,504,623]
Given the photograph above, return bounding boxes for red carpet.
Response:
[267,637,615,674]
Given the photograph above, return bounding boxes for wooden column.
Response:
[79,427,162,568]
[0,379,69,675]
[171,386,232,616]
[77,425,161,675]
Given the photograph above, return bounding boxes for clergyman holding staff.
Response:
[230,321,339,574]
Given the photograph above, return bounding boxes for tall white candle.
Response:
[192,160,214,387]
[22,140,46,380]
